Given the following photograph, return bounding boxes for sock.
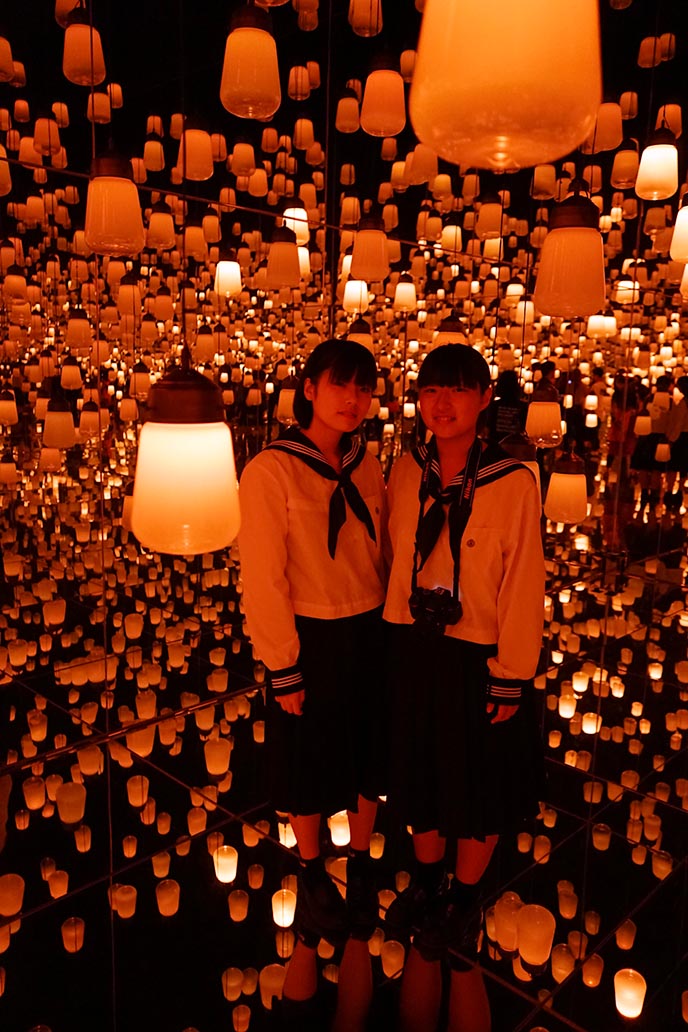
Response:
[449,878,483,912]
[415,859,446,894]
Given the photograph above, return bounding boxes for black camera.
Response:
[408,586,463,635]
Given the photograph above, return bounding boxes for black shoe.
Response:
[296,867,348,947]
[428,903,484,972]
[346,858,378,940]
[384,875,449,937]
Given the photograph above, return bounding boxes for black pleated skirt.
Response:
[386,623,545,841]
[266,607,386,817]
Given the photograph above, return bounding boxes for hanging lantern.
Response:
[670,196,688,262]
[525,401,563,449]
[533,187,605,319]
[282,204,310,245]
[348,0,382,36]
[361,59,406,137]
[544,453,587,522]
[43,399,77,449]
[0,391,17,426]
[516,904,556,972]
[350,216,390,281]
[393,272,417,312]
[177,129,214,181]
[440,215,462,258]
[265,227,301,288]
[410,0,600,170]
[220,4,281,120]
[215,258,243,298]
[610,139,639,189]
[147,201,176,251]
[614,969,647,1019]
[131,357,240,555]
[636,126,678,200]
[336,89,360,133]
[62,8,106,85]
[84,155,145,257]
[343,279,369,314]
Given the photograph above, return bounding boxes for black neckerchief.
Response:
[411,436,482,604]
[268,426,376,559]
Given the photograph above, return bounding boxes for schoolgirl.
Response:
[237,338,387,941]
[383,343,545,957]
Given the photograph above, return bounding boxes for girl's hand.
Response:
[277,689,305,716]
[487,702,518,724]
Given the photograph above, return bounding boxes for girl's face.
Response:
[418,382,491,442]
[304,369,373,434]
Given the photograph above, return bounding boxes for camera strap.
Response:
[411,436,483,603]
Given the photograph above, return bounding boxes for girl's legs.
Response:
[289,812,321,860]
[347,796,379,935]
[454,835,498,884]
[414,829,446,864]
[290,812,348,941]
[348,794,377,850]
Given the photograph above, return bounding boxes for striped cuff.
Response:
[267,663,304,698]
[487,676,532,704]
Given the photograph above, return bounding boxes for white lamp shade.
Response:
[220,25,281,120]
[544,472,587,523]
[533,227,606,318]
[131,422,240,554]
[525,402,563,448]
[410,0,601,170]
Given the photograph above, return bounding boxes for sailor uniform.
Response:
[384,440,546,839]
[238,427,387,815]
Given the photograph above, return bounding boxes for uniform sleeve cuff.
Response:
[487,676,531,703]
[267,664,304,697]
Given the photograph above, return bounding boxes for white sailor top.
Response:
[383,441,545,703]
[238,429,387,696]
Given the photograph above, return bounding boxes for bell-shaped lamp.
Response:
[219,4,281,120]
[85,154,145,257]
[410,0,601,170]
[533,187,605,319]
[131,356,240,555]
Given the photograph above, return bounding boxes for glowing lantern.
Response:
[213,845,238,883]
[220,5,281,120]
[361,62,406,137]
[614,969,647,1019]
[272,889,296,928]
[636,126,678,200]
[85,155,145,257]
[131,361,240,555]
[410,0,600,170]
[63,8,106,85]
[533,190,605,318]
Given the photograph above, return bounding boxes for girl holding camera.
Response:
[383,343,545,958]
[238,338,387,943]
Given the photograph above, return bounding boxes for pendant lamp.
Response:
[410,0,601,170]
[544,452,587,523]
[131,352,240,555]
[215,257,243,299]
[84,154,145,257]
[265,227,301,288]
[348,0,383,37]
[636,125,678,200]
[360,58,406,138]
[219,3,281,120]
[533,185,606,319]
[350,216,390,282]
[62,7,106,86]
[670,195,688,261]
